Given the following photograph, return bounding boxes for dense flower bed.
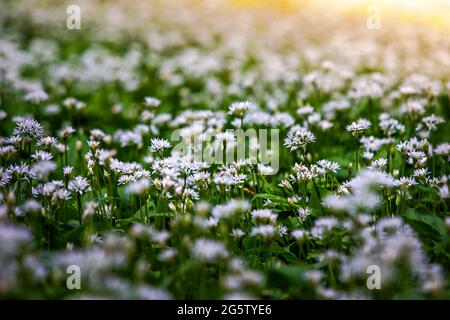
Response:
[0,0,450,299]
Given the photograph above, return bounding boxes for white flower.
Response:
[37,136,57,148]
[24,90,48,104]
[257,163,275,175]
[63,166,74,176]
[250,225,277,239]
[395,177,417,188]
[212,199,249,220]
[159,248,177,262]
[6,162,36,181]
[13,118,45,141]
[231,228,245,239]
[435,143,450,156]
[32,161,57,180]
[297,207,312,223]
[152,230,170,244]
[213,170,246,188]
[362,151,374,160]
[149,138,171,153]
[115,129,142,148]
[284,128,316,152]
[346,119,371,136]
[192,239,228,262]
[194,217,218,230]
[438,185,449,199]
[421,114,444,131]
[0,145,17,158]
[296,105,314,116]
[215,131,236,146]
[291,163,314,181]
[68,176,91,195]
[368,158,388,170]
[228,101,254,117]
[23,199,42,213]
[317,159,340,174]
[82,201,97,219]
[400,99,426,116]
[58,126,76,139]
[51,189,71,204]
[412,168,429,181]
[143,96,161,108]
[360,136,385,152]
[379,118,405,136]
[32,151,53,161]
[251,209,277,224]
[278,225,288,237]
[310,217,339,239]
[291,229,308,241]
[126,178,151,195]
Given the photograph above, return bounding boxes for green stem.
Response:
[77,194,82,224]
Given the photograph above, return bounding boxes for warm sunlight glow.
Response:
[230,0,450,30]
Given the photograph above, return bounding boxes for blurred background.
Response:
[1,0,450,79]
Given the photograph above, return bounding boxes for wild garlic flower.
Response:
[421,114,445,132]
[250,225,277,239]
[0,145,17,158]
[346,119,371,137]
[400,99,426,116]
[284,128,316,152]
[379,117,405,136]
[438,185,449,199]
[68,176,91,195]
[412,168,429,182]
[7,162,36,181]
[310,217,340,240]
[296,105,314,116]
[126,178,151,195]
[297,207,312,223]
[58,126,76,140]
[37,136,57,148]
[24,90,48,104]
[291,229,308,241]
[83,201,98,219]
[360,136,385,153]
[149,138,171,153]
[13,118,45,142]
[192,239,228,262]
[51,189,72,204]
[278,225,288,237]
[231,228,245,239]
[291,163,314,182]
[228,101,254,117]
[395,177,417,188]
[434,143,450,156]
[215,131,237,147]
[32,160,57,180]
[368,158,388,170]
[32,150,53,161]
[63,166,73,177]
[317,159,340,174]
[212,199,249,220]
[251,209,277,224]
[143,96,161,108]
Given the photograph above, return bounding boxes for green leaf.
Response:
[403,208,447,241]
[252,193,289,208]
[278,247,301,264]
[268,265,309,287]
[66,219,80,228]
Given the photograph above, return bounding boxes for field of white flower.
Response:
[1,0,450,299]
